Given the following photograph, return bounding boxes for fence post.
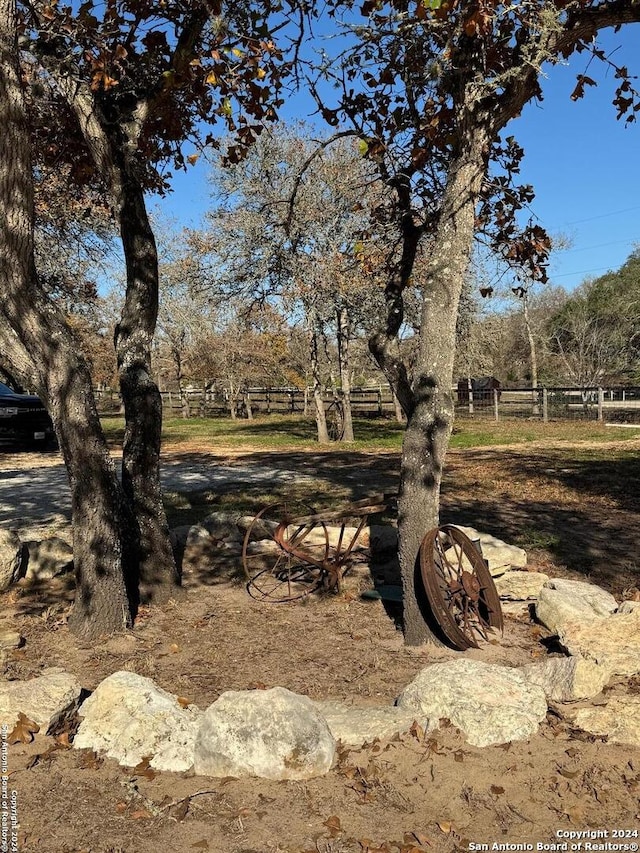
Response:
[378,385,383,416]
[542,387,548,423]
[597,386,604,421]
[493,388,499,422]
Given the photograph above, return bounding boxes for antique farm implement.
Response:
[242,495,391,602]
[241,496,503,650]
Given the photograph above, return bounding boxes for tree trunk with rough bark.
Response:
[398,125,490,645]
[0,0,135,639]
[390,383,405,424]
[309,308,330,443]
[336,304,355,442]
[115,177,180,603]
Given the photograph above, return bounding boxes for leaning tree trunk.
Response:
[336,303,355,442]
[398,125,490,645]
[0,0,135,639]
[115,175,180,603]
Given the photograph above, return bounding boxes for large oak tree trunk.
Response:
[0,0,134,639]
[398,126,490,644]
[115,177,180,603]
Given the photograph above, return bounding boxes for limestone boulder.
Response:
[182,519,243,571]
[521,656,611,702]
[495,571,549,601]
[194,687,335,780]
[453,526,527,577]
[74,671,201,772]
[570,696,640,747]
[0,631,23,652]
[0,529,27,591]
[397,659,547,747]
[535,579,617,635]
[24,537,73,582]
[313,700,431,746]
[0,668,82,732]
[236,514,278,541]
[557,608,640,677]
[618,600,640,615]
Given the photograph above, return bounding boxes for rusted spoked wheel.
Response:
[326,400,345,442]
[242,503,330,602]
[419,525,503,650]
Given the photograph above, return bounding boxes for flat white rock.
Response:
[571,696,640,746]
[194,687,335,780]
[496,571,549,600]
[535,579,617,635]
[313,700,430,746]
[521,656,611,702]
[558,608,640,676]
[453,526,527,576]
[0,667,81,732]
[397,659,547,747]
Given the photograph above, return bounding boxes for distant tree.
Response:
[197,124,389,442]
[547,251,640,386]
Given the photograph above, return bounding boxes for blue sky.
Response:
[154,22,640,296]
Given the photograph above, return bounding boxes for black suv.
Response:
[0,382,56,448]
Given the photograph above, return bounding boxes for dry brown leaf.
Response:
[169,643,181,653]
[133,756,157,780]
[55,732,72,748]
[115,802,128,814]
[78,749,103,770]
[130,808,152,820]
[324,815,342,837]
[410,720,425,742]
[490,785,505,795]
[191,842,209,850]
[8,712,40,744]
[177,697,191,708]
[437,821,452,834]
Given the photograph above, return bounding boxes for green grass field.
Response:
[100,412,640,453]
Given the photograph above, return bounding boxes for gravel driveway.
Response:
[0,452,317,537]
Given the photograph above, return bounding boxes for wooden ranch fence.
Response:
[93,385,640,424]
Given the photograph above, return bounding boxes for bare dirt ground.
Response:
[1,437,640,853]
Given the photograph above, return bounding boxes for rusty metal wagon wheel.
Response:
[242,502,330,602]
[419,525,503,650]
[326,399,345,442]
